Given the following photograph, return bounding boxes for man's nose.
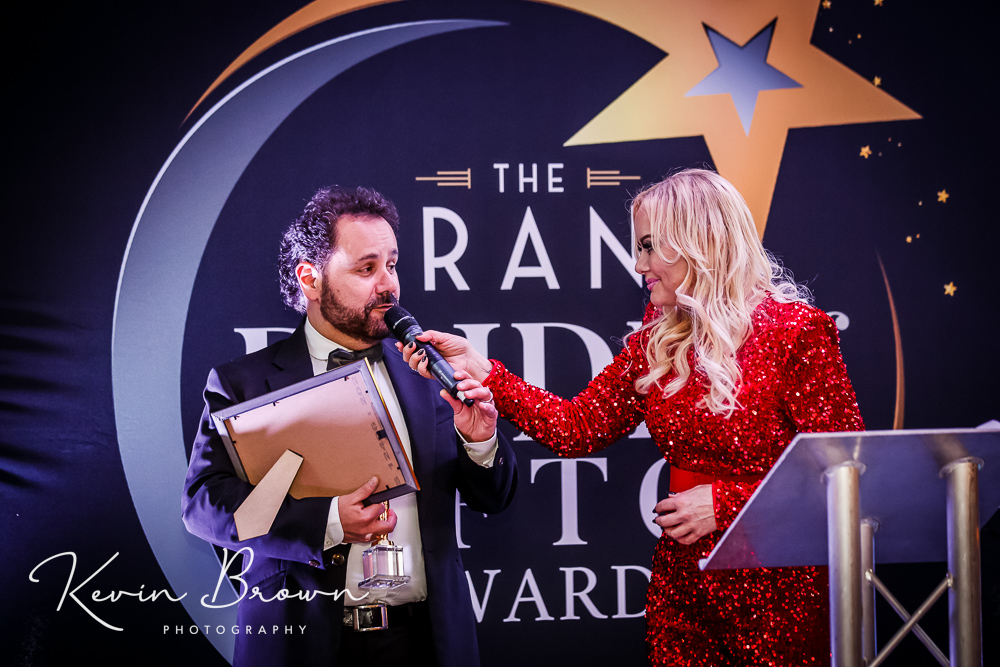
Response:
[376,267,398,292]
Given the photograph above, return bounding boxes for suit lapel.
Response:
[266,320,314,392]
[381,340,438,493]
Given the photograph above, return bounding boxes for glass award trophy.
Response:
[359,501,411,590]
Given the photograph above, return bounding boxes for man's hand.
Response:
[338,476,397,543]
[652,484,717,545]
[397,330,492,382]
[442,370,497,443]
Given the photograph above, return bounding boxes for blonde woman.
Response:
[402,169,864,666]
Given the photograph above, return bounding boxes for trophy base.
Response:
[359,543,411,590]
[358,574,411,590]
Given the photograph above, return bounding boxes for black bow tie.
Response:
[326,344,385,371]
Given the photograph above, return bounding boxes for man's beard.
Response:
[318,282,394,346]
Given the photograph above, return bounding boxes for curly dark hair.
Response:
[278,185,400,313]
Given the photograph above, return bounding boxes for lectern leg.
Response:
[825,462,863,667]
[942,457,983,667]
[861,519,878,663]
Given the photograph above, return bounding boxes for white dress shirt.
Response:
[303,319,497,606]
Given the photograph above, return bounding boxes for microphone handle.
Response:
[402,328,474,406]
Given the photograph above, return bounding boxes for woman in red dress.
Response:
[404,169,864,666]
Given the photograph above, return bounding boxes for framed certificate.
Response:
[211,359,418,505]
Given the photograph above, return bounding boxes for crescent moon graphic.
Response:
[111,19,505,662]
[878,256,905,428]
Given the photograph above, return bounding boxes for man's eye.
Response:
[387,263,396,273]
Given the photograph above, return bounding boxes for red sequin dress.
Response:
[484,298,864,666]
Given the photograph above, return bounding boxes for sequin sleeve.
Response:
[779,310,865,434]
[483,311,655,458]
[713,306,865,531]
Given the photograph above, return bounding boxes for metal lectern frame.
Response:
[700,428,999,667]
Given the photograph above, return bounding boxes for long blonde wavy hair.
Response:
[629,169,808,416]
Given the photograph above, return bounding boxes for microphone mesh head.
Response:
[383,305,417,338]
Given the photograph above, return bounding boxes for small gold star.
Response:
[916,233,920,238]
[873,76,882,86]
[918,201,923,206]
[944,282,957,296]
[822,0,831,7]
[875,0,884,6]
[860,145,872,158]
[937,189,949,202]
[906,236,912,243]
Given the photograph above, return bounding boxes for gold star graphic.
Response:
[860,145,872,158]
[937,189,949,202]
[822,0,831,8]
[905,235,912,243]
[874,0,884,6]
[944,282,957,296]
[544,0,920,235]
[873,76,881,86]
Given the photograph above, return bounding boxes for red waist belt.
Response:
[669,466,765,493]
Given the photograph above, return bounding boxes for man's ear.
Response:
[295,262,322,302]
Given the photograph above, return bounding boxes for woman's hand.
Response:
[397,330,492,382]
[653,484,717,545]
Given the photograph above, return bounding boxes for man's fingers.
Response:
[452,375,494,404]
[469,388,494,403]
[440,389,464,412]
[372,517,396,534]
[358,503,385,522]
[453,377,486,393]
[346,476,379,503]
[357,512,396,537]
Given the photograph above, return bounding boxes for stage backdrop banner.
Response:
[3,1,997,665]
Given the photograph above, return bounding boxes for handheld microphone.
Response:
[383,305,474,406]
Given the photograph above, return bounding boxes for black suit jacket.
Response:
[182,321,517,666]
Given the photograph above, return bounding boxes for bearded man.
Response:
[182,186,517,667]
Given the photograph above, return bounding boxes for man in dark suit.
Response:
[182,185,517,667]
